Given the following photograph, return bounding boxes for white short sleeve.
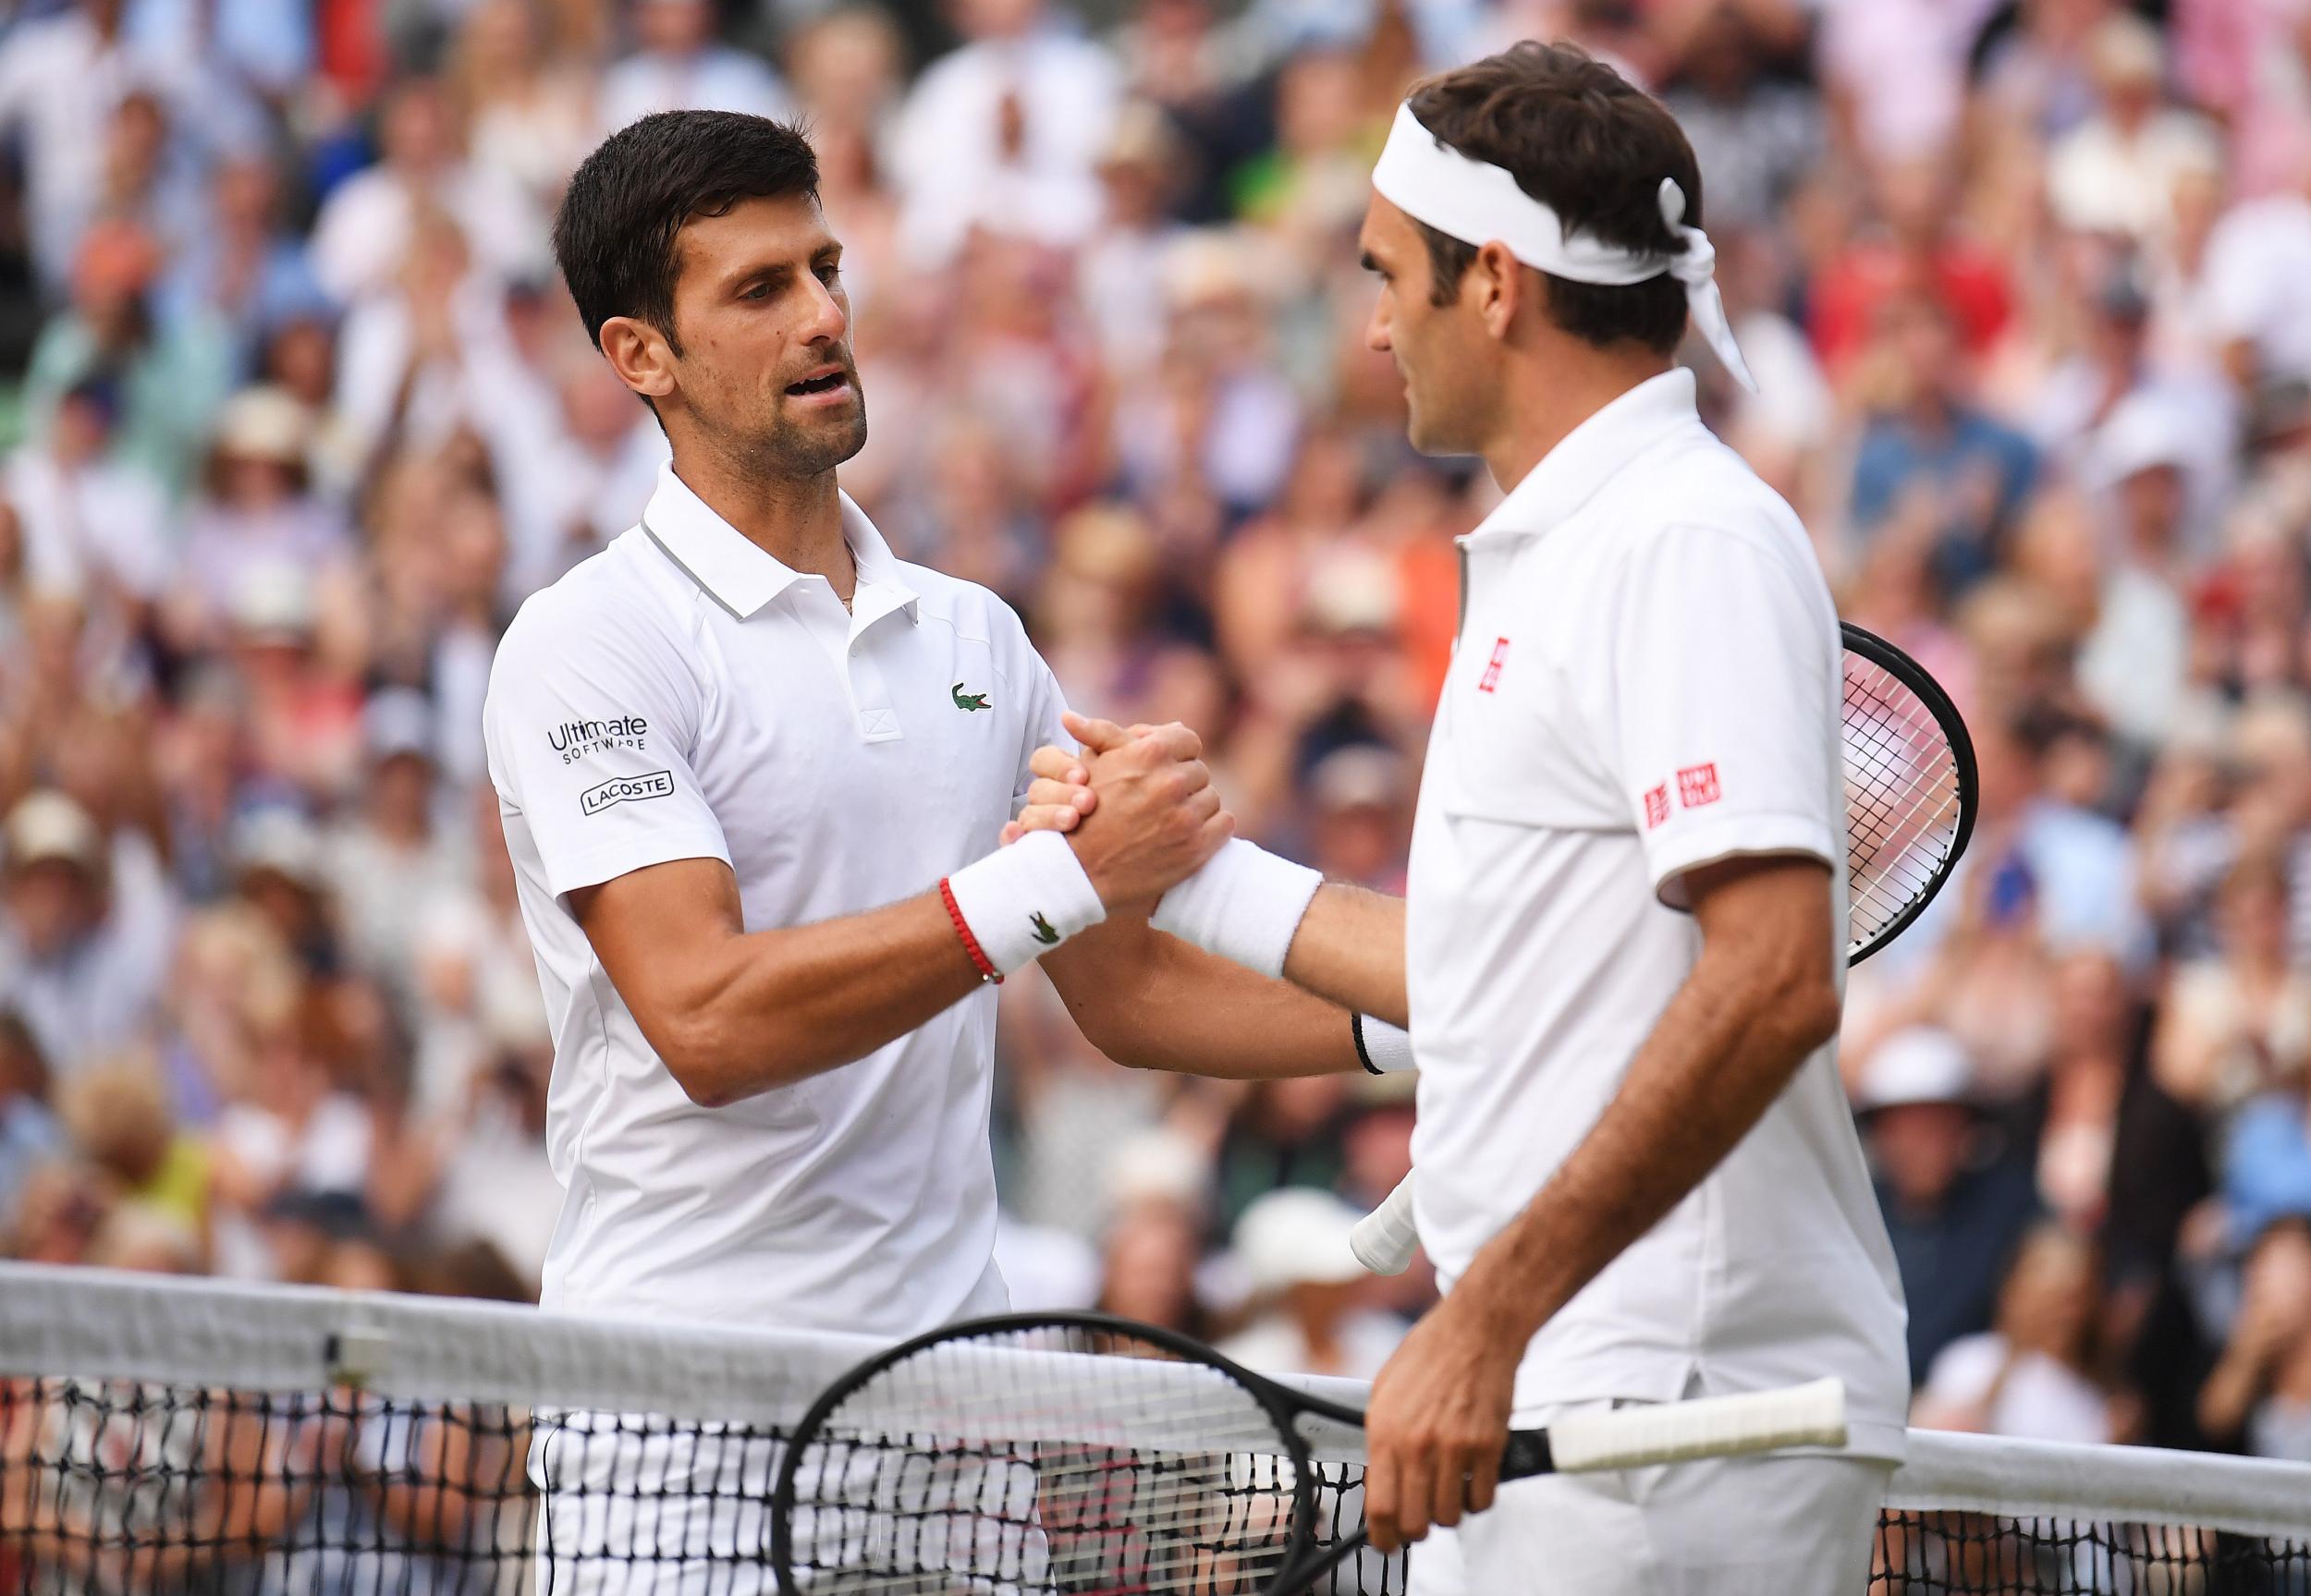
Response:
[1605,522,1840,909]
[1011,653,1074,817]
[483,598,730,901]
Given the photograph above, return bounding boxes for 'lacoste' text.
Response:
[581,770,675,815]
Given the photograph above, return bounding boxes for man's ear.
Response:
[598,315,678,404]
[1472,239,1526,342]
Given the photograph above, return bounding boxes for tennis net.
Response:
[3,1263,2308,1594]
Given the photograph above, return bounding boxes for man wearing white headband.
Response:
[1012,42,1906,1595]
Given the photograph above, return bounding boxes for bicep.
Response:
[1685,852,1837,964]
[1685,856,1842,1055]
[570,858,746,1054]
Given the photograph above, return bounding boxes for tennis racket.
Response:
[1349,621,1977,1275]
[768,1310,1845,1596]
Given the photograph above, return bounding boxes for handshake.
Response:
[971,708,1325,985]
[1000,710,1235,911]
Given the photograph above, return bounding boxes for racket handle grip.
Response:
[1544,1378,1847,1474]
[1349,1173,1420,1275]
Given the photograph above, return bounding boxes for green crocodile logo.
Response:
[1029,911,1059,945]
[952,682,991,712]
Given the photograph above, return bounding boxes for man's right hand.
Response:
[1056,713,1232,909]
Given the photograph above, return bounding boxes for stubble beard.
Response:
[710,376,871,483]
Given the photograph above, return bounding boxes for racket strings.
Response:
[782,1326,1320,1593]
[1842,656,1964,953]
[789,1457,1300,1592]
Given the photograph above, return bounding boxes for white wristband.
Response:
[1150,838,1323,980]
[1352,1015,1415,1074]
[945,831,1106,977]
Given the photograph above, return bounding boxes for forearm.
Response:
[1280,883,1409,1026]
[651,890,984,1105]
[1453,938,1839,1342]
[1044,916,1363,1078]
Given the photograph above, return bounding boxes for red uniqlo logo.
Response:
[1477,637,1510,693]
[1643,784,1670,829]
[1678,762,1721,809]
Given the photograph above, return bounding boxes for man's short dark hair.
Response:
[1405,42,1701,356]
[553,110,821,358]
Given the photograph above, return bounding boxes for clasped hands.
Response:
[1002,710,1230,910]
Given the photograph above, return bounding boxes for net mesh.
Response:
[1873,1512,2311,1594]
[4,1268,2308,1596]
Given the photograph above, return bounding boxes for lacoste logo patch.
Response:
[581,770,675,815]
[1029,911,1059,945]
[952,683,991,712]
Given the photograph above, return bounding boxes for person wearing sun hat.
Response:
[174,385,350,636]
[0,789,167,1073]
[1217,1186,1408,1383]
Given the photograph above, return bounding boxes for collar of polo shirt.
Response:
[1464,368,1704,543]
[639,464,923,626]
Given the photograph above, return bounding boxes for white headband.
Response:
[1371,102,1756,394]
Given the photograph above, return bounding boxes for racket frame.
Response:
[1837,621,1979,964]
[765,1307,1544,1596]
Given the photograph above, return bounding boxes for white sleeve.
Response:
[1012,653,1074,817]
[1604,522,1840,910]
[483,600,730,902]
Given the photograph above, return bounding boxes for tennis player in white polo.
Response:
[1016,43,1909,1594]
[483,110,1387,1590]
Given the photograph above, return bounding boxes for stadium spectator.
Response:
[886,0,1121,266]
[1858,1027,2041,1383]
[2046,15,2223,244]
[0,1015,58,1229]
[156,155,332,380]
[51,1051,207,1242]
[0,792,172,1074]
[308,77,540,306]
[21,219,235,499]
[595,0,792,138]
[1848,294,2039,593]
[1217,1187,1404,1380]
[1914,1223,2131,1444]
[2199,1215,2311,1459]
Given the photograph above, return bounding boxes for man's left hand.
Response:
[1362,1277,1524,1553]
[1001,714,1151,845]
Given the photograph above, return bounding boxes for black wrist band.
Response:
[1351,1012,1381,1076]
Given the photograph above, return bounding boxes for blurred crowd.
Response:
[0,0,2307,1494]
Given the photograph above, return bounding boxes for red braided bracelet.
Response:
[938,876,1002,983]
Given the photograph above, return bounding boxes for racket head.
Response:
[768,1310,1326,1596]
[1839,622,1978,964]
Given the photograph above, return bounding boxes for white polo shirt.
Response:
[483,465,1067,1336]
[1403,371,1909,1462]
